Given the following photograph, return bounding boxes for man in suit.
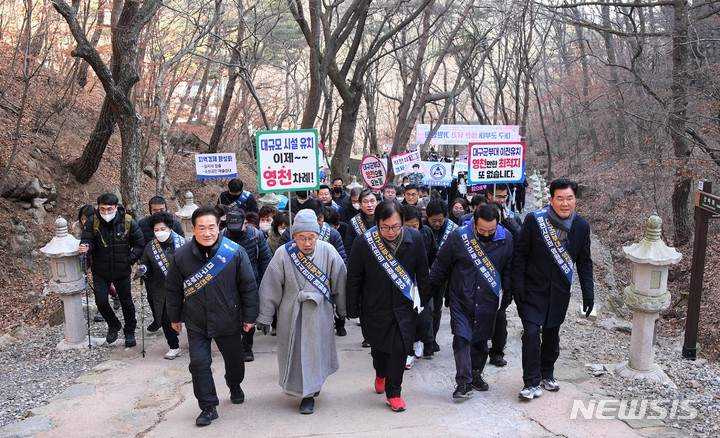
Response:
[512,178,594,401]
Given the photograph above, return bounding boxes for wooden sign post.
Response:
[683,181,719,359]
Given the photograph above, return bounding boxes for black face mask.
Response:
[477,233,495,243]
[333,187,343,195]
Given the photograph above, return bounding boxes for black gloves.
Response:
[256,323,270,335]
[583,299,594,318]
[501,291,513,310]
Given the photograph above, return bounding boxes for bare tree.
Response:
[52,0,162,217]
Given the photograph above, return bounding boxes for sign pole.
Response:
[683,181,711,359]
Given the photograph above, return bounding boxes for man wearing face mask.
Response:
[286,190,311,213]
[331,177,350,209]
[422,199,457,353]
[222,208,272,362]
[137,196,185,332]
[79,193,145,346]
[429,205,513,400]
[344,189,378,256]
[340,187,362,223]
[137,212,187,359]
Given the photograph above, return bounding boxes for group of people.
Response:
[74,175,593,427]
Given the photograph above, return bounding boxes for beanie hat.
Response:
[292,209,319,236]
[226,209,246,232]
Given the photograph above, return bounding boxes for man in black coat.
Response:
[346,201,430,412]
[344,188,378,256]
[512,178,594,401]
[430,205,513,399]
[137,196,185,332]
[79,193,145,346]
[165,206,259,426]
[218,178,259,213]
[331,177,351,209]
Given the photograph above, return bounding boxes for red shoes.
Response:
[374,376,386,394]
[386,397,406,412]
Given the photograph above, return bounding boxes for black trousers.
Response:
[93,274,136,334]
[453,336,489,384]
[187,329,246,409]
[160,305,179,349]
[489,308,508,359]
[144,275,156,323]
[521,320,560,387]
[370,329,406,398]
[430,283,446,341]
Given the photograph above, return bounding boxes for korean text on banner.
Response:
[360,155,388,190]
[467,142,526,185]
[195,153,238,179]
[256,129,320,193]
[421,162,453,187]
[391,150,422,175]
[416,124,520,145]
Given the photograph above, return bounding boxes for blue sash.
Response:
[318,222,331,242]
[152,232,186,277]
[533,208,574,283]
[229,190,251,209]
[183,237,239,297]
[439,219,458,249]
[285,241,333,304]
[330,200,340,212]
[350,214,367,236]
[363,227,417,307]
[458,226,502,297]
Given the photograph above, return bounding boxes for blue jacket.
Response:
[430,225,513,342]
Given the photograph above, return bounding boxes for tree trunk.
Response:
[330,92,362,182]
[669,0,692,245]
[77,1,106,88]
[68,97,115,182]
[299,0,322,129]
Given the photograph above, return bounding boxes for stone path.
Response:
[1,304,690,438]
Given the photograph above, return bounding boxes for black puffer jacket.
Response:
[80,206,145,281]
[165,238,259,338]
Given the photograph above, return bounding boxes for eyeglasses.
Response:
[295,235,317,244]
[379,225,402,232]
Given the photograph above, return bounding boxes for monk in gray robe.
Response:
[256,209,347,414]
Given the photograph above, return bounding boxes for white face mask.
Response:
[155,230,171,242]
[259,222,271,232]
[352,203,360,210]
[278,227,287,235]
[101,212,116,223]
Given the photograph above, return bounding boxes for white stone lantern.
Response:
[346,175,363,190]
[257,192,281,209]
[40,218,92,349]
[615,214,682,382]
[176,191,199,235]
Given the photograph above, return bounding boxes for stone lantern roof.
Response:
[40,218,80,258]
[623,214,682,266]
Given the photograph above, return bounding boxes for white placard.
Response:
[256,129,320,193]
[416,124,520,145]
[195,153,237,179]
[467,142,526,184]
[391,150,422,175]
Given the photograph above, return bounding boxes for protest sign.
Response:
[256,129,320,193]
[467,142,526,184]
[416,124,520,145]
[452,160,468,178]
[360,155,388,190]
[421,162,453,187]
[391,150,422,175]
[195,153,237,179]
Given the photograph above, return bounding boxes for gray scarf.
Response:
[547,207,574,247]
[381,227,404,254]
